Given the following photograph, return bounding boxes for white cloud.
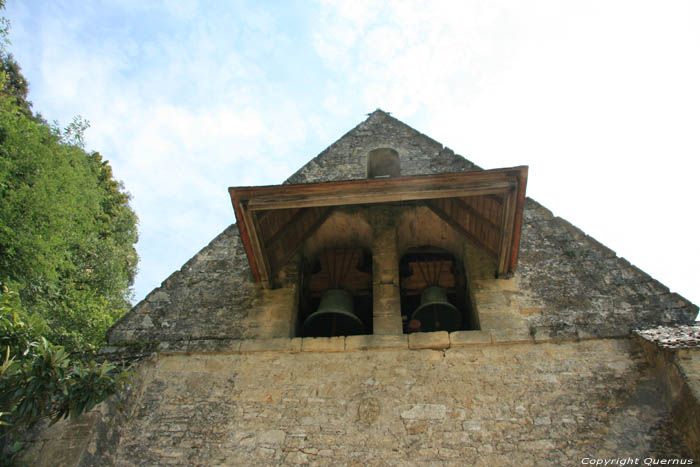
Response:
[313,0,523,118]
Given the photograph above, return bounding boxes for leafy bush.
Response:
[0,288,131,460]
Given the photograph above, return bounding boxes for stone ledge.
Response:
[577,327,629,340]
[531,326,579,344]
[301,336,345,352]
[634,324,700,350]
[409,331,450,350]
[240,338,301,353]
[156,341,186,353]
[138,328,627,356]
[190,339,242,353]
[450,330,492,346]
[346,334,408,351]
[490,328,533,344]
[158,339,242,354]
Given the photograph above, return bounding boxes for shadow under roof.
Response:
[230,166,528,288]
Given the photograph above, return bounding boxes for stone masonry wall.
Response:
[635,325,700,458]
[104,339,693,465]
[107,108,697,346]
[107,199,697,346]
[107,224,257,344]
[517,200,697,338]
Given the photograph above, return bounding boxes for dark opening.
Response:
[299,248,373,337]
[368,148,400,178]
[399,246,475,333]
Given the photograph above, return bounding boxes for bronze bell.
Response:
[303,289,364,337]
[410,286,461,332]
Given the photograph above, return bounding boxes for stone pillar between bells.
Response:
[370,206,403,335]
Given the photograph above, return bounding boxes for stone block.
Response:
[490,328,533,344]
[408,331,450,350]
[345,334,408,351]
[373,282,400,300]
[373,314,404,335]
[373,298,401,315]
[400,404,446,420]
[240,338,301,353]
[478,312,526,331]
[258,429,286,445]
[301,336,345,352]
[450,330,491,346]
[158,356,185,372]
[204,358,227,373]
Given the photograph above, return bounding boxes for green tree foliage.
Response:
[0,289,131,461]
[0,6,136,461]
[0,53,30,117]
[0,9,138,353]
[0,83,139,352]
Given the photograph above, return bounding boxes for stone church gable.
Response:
[108,110,697,347]
[20,110,700,466]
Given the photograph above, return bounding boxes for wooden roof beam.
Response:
[229,166,528,286]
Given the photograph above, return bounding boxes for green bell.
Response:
[303,289,364,337]
[410,286,461,332]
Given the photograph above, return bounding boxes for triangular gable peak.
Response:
[285,109,480,185]
[230,110,528,288]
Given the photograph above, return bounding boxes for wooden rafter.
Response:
[266,207,331,280]
[426,199,500,259]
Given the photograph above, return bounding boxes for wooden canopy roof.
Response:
[229,166,528,288]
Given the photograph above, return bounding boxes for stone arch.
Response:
[396,206,480,331]
[302,208,373,261]
[299,208,374,337]
[396,206,464,260]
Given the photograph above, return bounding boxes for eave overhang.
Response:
[229,166,528,288]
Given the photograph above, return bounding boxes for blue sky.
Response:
[4,0,700,312]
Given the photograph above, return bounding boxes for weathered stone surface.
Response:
[345,334,408,351]
[301,336,345,352]
[108,224,256,345]
[450,330,491,346]
[30,340,691,465]
[634,334,700,459]
[408,331,450,350]
[515,199,698,337]
[491,327,533,344]
[635,324,700,349]
[189,338,242,354]
[400,404,446,420]
[240,337,302,353]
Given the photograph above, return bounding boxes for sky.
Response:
[4,0,699,314]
